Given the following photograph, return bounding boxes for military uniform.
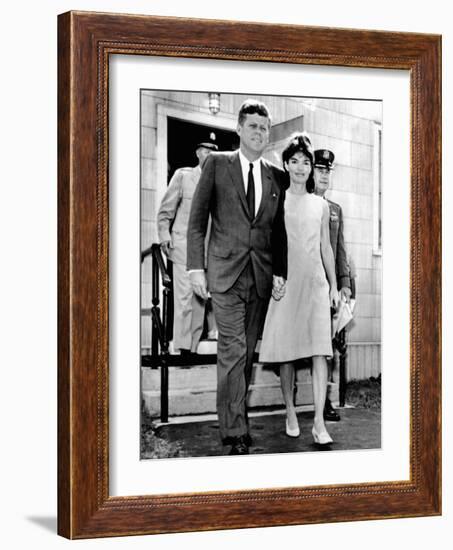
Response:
[314,149,352,420]
[326,198,351,291]
[314,149,351,291]
[158,164,214,352]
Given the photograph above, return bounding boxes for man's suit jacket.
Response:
[187,150,287,298]
[326,198,350,289]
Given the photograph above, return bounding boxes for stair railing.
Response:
[141,243,172,422]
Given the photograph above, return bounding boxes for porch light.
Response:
[208,92,220,115]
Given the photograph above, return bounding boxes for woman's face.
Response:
[285,151,312,185]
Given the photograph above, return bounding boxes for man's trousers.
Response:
[211,262,269,441]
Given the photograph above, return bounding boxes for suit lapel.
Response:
[227,151,250,218]
[253,160,272,224]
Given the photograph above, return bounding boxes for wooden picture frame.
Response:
[58,10,441,539]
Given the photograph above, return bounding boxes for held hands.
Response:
[272,275,286,301]
[330,286,340,310]
[190,271,209,300]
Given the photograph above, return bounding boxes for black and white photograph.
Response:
[140,90,382,459]
[2,0,447,546]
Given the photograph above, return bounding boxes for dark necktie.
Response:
[247,162,255,218]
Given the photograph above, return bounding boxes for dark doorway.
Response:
[167,117,239,181]
[165,117,238,345]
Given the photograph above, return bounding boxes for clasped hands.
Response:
[189,271,287,302]
[272,275,286,301]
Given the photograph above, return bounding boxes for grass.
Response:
[345,375,381,409]
[141,403,186,459]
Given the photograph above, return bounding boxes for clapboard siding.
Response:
[141,91,382,366]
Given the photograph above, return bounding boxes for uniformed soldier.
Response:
[157,137,218,354]
[314,149,352,421]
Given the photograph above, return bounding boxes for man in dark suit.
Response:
[314,149,351,422]
[187,100,288,455]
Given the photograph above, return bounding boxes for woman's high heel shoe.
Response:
[286,418,300,438]
[312,426,333,445]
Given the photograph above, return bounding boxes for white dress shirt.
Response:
[238,150,263,217]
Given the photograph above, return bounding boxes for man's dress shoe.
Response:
[228,435,250,455]
[324,398,341,422]
[223,433,253,447]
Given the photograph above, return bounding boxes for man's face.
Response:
[314,166,333,196]
[196,147,212,168]
[237,113,270,159]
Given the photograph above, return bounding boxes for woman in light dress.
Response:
[259,133,339,445]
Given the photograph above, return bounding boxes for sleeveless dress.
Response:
[259,192,333,362]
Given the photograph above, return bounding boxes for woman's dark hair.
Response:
[281,132,315,192]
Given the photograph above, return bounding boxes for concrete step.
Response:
[142,362,339,418]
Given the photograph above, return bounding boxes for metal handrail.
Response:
[141,244,171,287]
[142,243,173,421]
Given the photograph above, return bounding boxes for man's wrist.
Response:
[339,276,351,289]
[159,232,171,243]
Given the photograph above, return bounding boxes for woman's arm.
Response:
[320,201,339,308]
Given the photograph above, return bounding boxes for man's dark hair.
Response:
[237,99,271,126]
[281,132,315,193]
